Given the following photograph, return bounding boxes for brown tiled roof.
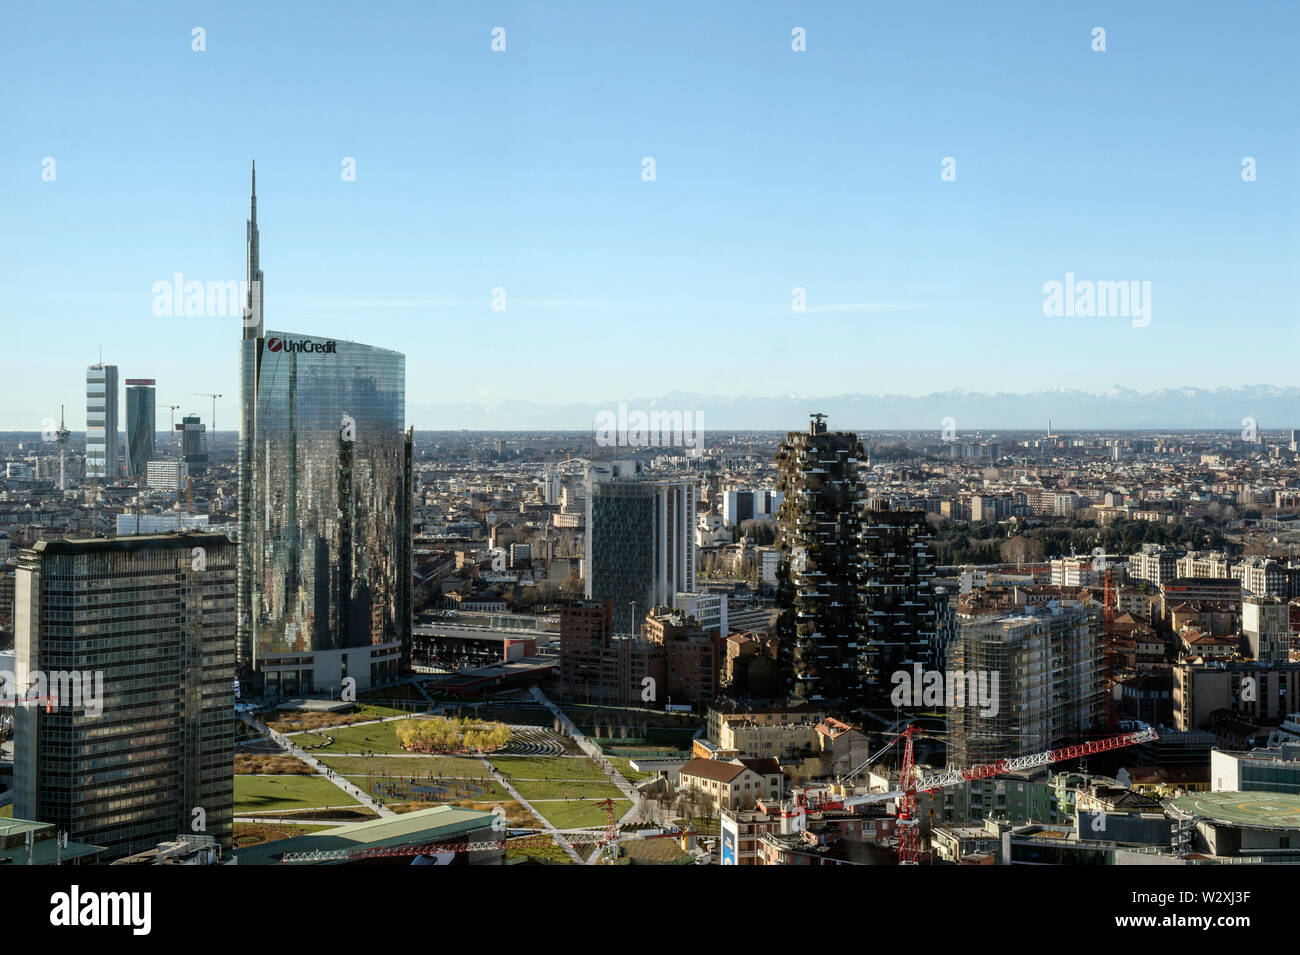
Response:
[680,758,749,784]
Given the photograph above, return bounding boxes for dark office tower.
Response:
[859,502,947,707]
[12,533,236,860]
[85,362,119,479]
[180,414,208,474]
[584,466,698,636]
[774,414,867,709]
[236,165,411,693]
[124,379,156,477]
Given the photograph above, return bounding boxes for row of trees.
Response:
[929,516,1231,565]
[645,785,718,828]
[395,716,512,754]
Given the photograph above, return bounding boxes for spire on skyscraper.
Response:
[244,160,263,338]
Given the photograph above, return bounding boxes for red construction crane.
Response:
[798,724,1159,864]
[594,797,619,847]
[1103,566,1116,627]
[1102,566,1118,729]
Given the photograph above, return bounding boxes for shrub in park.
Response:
[396,717,511,754]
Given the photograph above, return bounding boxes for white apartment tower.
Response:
[85,362,119,479]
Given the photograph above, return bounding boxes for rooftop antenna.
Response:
[56,405,71,491]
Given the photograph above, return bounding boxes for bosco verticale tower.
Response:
[774,413,868,709]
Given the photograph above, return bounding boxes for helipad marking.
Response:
[1235,801,1300,816]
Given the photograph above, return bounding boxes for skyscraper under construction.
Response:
[774,414,867,707]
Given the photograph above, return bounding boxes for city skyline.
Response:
[5,0,1300,890]
[5,1,1297,431]
[12,382,1300,436]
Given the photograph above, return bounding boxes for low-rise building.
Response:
[678,757,784,811]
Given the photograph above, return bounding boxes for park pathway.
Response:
[239,712,395,819]
[476,755,584,864]
[528,687,666,862]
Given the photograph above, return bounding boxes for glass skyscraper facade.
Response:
[85,363,118,479]
[13,533,236,860]
[239,329,410,671]
[125,378,156,476]
[236,165,412,691]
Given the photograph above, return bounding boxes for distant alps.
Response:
[408,385,1300,432]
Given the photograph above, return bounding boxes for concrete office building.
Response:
[557,598,666,707]
[675,591,728,635]
[1210,742,1300,795]
[1243,594,1291,664]
[642,606,721,707]
[12,533,236,860]
[721,489,783,527]
[1174,661,1300,730]
[146,459,188,493]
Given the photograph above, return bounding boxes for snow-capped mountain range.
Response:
[409,385,1299,432]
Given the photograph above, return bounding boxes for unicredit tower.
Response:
[237,163,412,696]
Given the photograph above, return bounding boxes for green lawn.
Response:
[318,754,488,778]
[355,704,418,719]
[234,775,361,814]
[535,799,631,830]
[512,779,624,801]
[346,775,510,801]
[309,721,408,753]
[488,755,606,781]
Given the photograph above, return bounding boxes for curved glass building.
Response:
[125,378,156,477]
[237,165,412,695]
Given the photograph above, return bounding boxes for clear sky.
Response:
[2,0,1296,430]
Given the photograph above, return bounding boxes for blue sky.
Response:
[2,0,1296,430]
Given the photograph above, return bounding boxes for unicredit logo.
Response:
[266,337,337,354]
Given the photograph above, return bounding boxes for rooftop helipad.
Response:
[1170,791,1300,830]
